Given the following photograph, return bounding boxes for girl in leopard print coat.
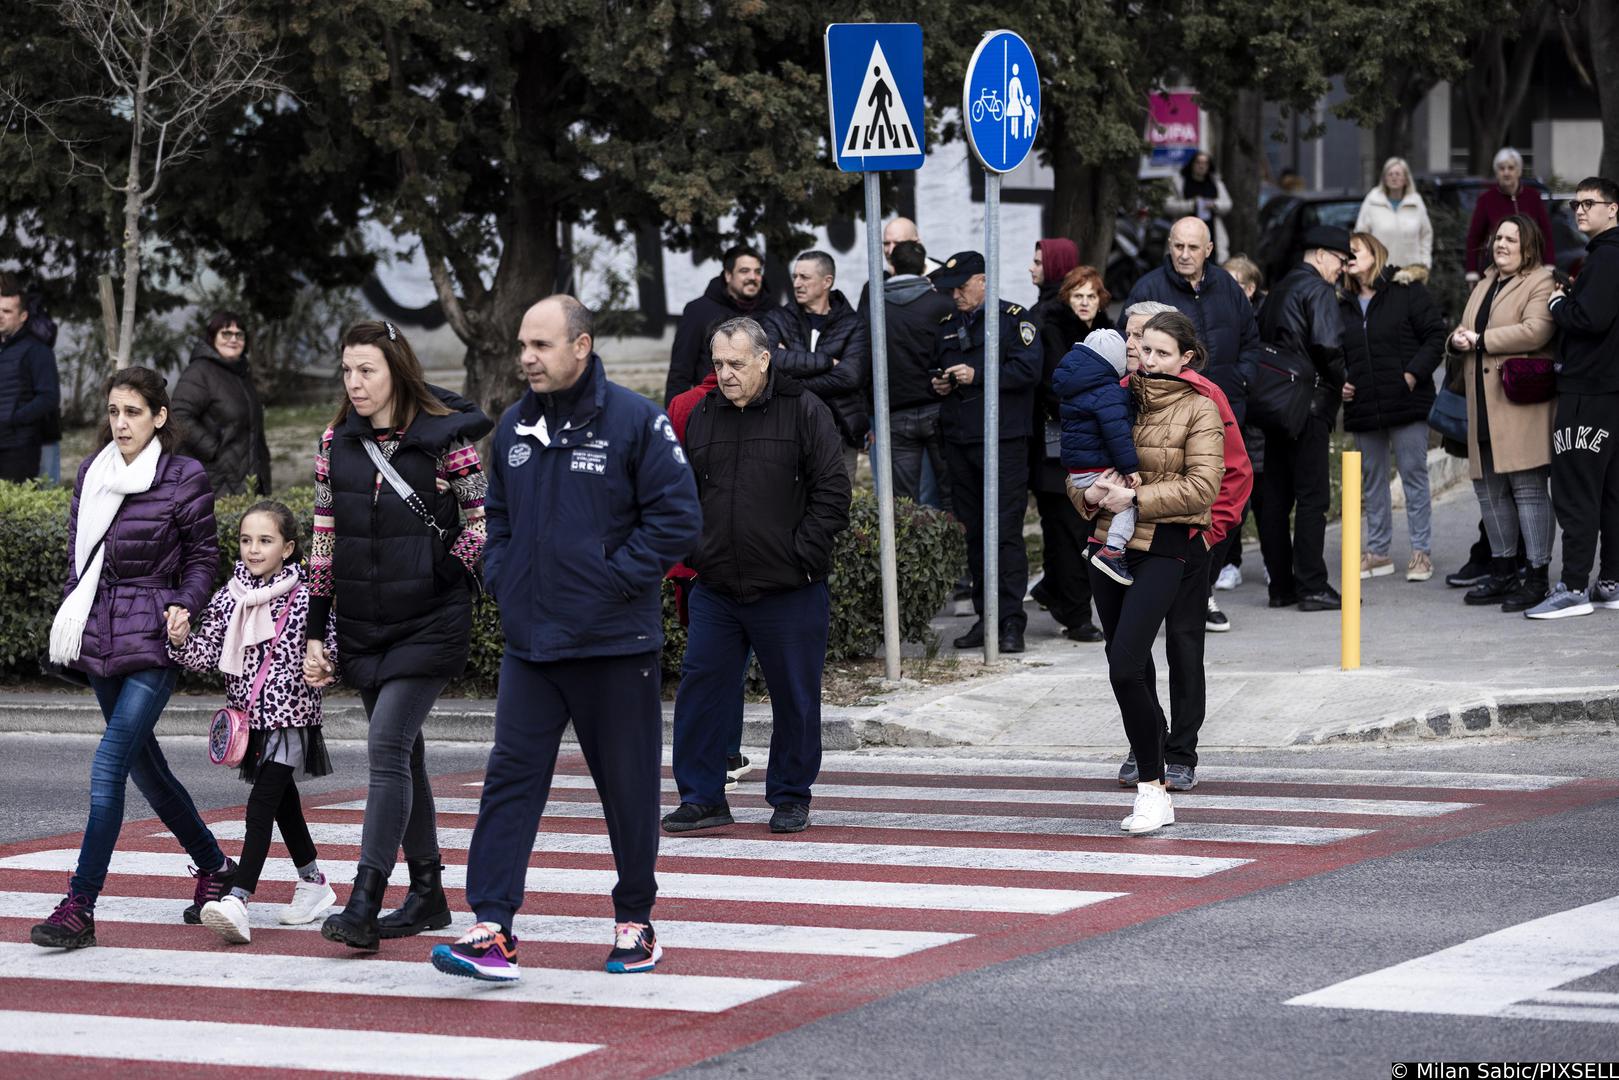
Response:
[167,500,340,942]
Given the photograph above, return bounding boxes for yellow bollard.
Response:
[1340,450,1361,670]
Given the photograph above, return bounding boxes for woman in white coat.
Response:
[1355,157,1434,277]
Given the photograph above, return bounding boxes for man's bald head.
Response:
[1167,217,1214,285]
[883,217,922,270]
[517,294,595,393]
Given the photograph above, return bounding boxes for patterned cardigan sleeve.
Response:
[305,429,336,640]
[440,437,487,574]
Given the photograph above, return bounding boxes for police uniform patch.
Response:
[654,415,678,443]
[1019,321,1036,346]
[507,442,532,468]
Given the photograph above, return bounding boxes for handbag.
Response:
[1247,344,1316,439]
[1501,356,1555,405]
[1428,387,1469,443]
[208,586,301,767]
[37,533,109,689]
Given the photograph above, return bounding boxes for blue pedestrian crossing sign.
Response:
[824,23,926,173]
[963,30,1040,174]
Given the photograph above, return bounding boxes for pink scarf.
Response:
[219,568,300,677]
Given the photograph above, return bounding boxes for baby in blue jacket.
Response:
[1051,328,1142,586]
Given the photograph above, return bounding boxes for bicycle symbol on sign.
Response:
[970,87,1002,123]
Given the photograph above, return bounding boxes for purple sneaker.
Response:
[183,857,237,925]
[431,922,521,983]
[1090,546,1134,586]
[31,893,96,949]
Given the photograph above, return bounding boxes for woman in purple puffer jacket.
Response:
[30,367,233,950]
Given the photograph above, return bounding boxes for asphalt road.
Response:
[4,733,1616,1079]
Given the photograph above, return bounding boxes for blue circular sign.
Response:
[962,30,1040,174]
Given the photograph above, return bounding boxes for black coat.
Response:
[934,300,1044,443]
[664,276,772,405]
[1550,225,1619,395]
[1339,268,1447,432]
[684,370,852,604]
[1260,265,1348,421]
[326,387,493,688]
[171,346,272,495]
[1122,259,1263,414]
[761,291,871,447]
[880,275,956,412]
[0,328,58,453]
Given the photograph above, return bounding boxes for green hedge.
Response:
[2,482,967,692]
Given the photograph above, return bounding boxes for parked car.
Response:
[1254,190,1364,285]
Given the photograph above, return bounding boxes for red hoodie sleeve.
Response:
[1182,371,1253,547]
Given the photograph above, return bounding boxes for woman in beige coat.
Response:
[1072,311,1223,836]
[1449,214,1557,611]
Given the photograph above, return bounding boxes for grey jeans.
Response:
[887,403,950,512]
[1356,421,1432,555]
[1474,444,1554,567]
[357,676,448,876]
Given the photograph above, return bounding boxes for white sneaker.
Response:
[200,894,251,944]
[279,879,337,925]
[1215,565,1242,591]
[1122,783,1174,835]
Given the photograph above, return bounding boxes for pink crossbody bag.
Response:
[208,587,302,767]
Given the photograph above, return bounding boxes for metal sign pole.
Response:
[982,171,1001,664]
[864,173,902,682]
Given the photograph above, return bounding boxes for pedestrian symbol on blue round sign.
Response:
[963,30,1039,174]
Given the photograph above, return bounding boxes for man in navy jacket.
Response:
[435,295,700,983]
[0,273,59,482]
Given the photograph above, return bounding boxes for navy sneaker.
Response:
[431,922,521,983]
[1117,751,1138,787]
[605,921,662,974]
[1165,763,1198,791]
[30,893,95,949]
[769,803,810,833]
[1090,546,1134,586]
[183,857,237,924]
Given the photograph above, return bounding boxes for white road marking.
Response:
[0,1009,597,1078]
[190,820,1250,879]
[1287,894,1619,1022]
[0,851,1118,915]
[0,942,793,1014]
[0,891,964,958]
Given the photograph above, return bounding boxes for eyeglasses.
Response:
[1569,199,1616,213]
[217,330,246,340]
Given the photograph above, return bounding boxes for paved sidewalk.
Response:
[5,482,1616,751]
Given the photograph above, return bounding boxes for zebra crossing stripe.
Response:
[0,1009,597,1078]
[0,942,795,1013]
[0,891,965,958]
[190,821,1251,878]
[0,851,1121,915]
[320,799,1371,846]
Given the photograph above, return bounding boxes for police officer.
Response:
[431,295,701,982]
[931,251,1043,653]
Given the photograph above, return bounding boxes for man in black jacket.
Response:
[879,240,956,505]
[931,251,1044,653]
[1533,176,1619,619]
[0,273,59,483]
[1257,225,1350,612]
[664,245,768,405]
[761,250,870,480]
[664,316,852,836]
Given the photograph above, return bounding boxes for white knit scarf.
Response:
[49,438,163,664]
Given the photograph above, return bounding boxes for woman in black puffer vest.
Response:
[304,320,492,952]
[1339,232,1447,584]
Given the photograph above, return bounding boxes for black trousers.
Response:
[0,442,41,483]
[943,438,1030,631]
[1089,551,1184,784]
[1550,390,1619,592]
[1163,538,1212,767]
[1258,415,1332,598]
[236,761,318,895]
[1032,490,1094,629]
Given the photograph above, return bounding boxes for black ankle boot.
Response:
[1502,564,1550,613]
[377,857,451,939]
[320,866,385,951]
[1464,558,1517,605]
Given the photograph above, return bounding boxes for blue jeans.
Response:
[73,668,224,901]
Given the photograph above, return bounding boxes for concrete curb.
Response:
[1299,685,1619,744]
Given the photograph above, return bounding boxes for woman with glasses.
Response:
[172,311,273,495]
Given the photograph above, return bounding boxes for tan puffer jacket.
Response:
[1074,373,1225,552]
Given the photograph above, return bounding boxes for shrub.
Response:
[824,490,966,660]
[0,481,71,673]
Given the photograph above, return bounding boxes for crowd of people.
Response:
[12,158,1619,973]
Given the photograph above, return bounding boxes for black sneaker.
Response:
[769,803,810,833]
[183,857,237,924]
[1164,763,1198,791]
[725,754,754,783]
[1117,751,1138,786]
[953,621,985,649]
[661,802,733,833]
[1445,558,1492,588]
[1297,587,1342,612]
[1267,593,1299,608]
[1205,597,1230,632]
[30,893,96,949]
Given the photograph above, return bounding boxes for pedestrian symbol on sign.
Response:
[841,43,918,157]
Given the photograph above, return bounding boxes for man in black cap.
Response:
[1255,225,1350,611]
[930,251,1043,653]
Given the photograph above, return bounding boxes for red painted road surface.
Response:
[2,753,1614,1079]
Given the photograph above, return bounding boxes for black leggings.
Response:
[1088,552,1185,784]
[237,761,318,895]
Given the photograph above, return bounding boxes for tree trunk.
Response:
[1048,111,1122,271]
[1464,10,1550,173]
[116,34,154,371]
[1591,0,1619,180]
[1218,89,1264,260]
